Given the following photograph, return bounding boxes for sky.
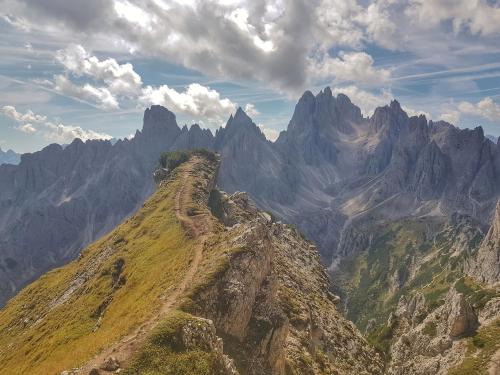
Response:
[1,0,500,153]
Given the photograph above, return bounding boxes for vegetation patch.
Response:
[422,321,437,338]
[159,149,217,171]
[454,277,500,310]
[448,320,500,375]
[367,322,395,355]
[0,173,196,375]
[125,311,227,375]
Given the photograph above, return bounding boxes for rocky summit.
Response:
[0,147,20,166]
[0,88,499,374]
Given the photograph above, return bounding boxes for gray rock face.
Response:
[467,200,500,285]
[388,288,478,375]
[0,147,20,165]
[217,89,500,265]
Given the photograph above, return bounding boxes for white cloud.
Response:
[2,0,404,94]
[315,0,365,48]
[258,124,279,141]
[52,45,241,124]
[407,0,500,35]
[403,106,432,120]
[17,123,37,134]
[226,7,275,52]
[2,105,47,123]
[312,51,391,85]
[56,44,143,96]
[140,83,237,125]
[356,1,399,50]
[244,103,260,117]
[439,111,461,124]
[42,122,112,143]
[458,97,500,121]
[54,75,119,110]
[1,105,112,143]
[331,85,393,116]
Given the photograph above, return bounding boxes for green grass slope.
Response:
[333,216,500,367]
[0,163,196,374]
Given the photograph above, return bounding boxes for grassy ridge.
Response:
[0,170,195,374]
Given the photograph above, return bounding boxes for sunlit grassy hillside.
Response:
[0,167,195,374]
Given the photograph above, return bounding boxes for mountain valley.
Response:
[0,88,499,374]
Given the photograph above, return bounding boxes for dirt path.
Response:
[77,158,211,374]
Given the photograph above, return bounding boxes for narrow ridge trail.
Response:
[77,157,213,374]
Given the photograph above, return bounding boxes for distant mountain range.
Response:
[0,88,499,308]
[0,147,20,165]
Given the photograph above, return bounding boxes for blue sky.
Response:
[1,0,500,153]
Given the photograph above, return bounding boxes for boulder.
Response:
[99,356,120,371]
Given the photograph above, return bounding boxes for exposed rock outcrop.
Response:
[467,200,500,286]
[190,191,383,375]
[388,288,478,375]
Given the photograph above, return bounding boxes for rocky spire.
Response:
[215,107,265,148]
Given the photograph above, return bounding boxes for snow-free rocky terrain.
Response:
[0,88,499,374]
[0,152,382,375]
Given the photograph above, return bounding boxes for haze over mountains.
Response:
[1,87,499,308]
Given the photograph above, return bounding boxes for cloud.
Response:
[51,45,241,124]
[1,105,112,143]
[458,97,500,121]
[244,103,260,117]
[140,83,237,125]
[42,122,113,143]
[53,75,119,110]
[331,85,393,116]
[56,44,143,96]
[355,1,399,50]
[17,123,37,134]
[1,0,404,94]
[439,110,461,124]
[258,124,279,141]
[403,106,432,120]
[312,51,391,85]
[407,0,500,35]
[2,105,47,123]
[8,0,116,31]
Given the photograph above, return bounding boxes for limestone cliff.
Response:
[188,191,383,374]
[467,200,500,286]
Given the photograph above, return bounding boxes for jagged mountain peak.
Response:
[219,106,265,142]
[370,99,409,135]
[141,105,179,137]
[0,147,20,165]
[389,98,402,111]
[230,106,254,127]
[144,104,176,123]
[286,87,363,138]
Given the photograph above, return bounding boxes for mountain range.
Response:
[2,87,499,307]
[0,87,499,374]
[0,147,20,166]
